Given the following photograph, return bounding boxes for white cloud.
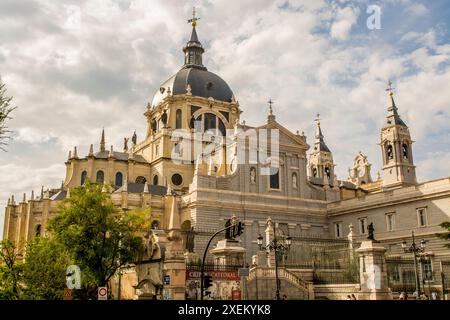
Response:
[330,7,359,40]
[406,3,428,17]
[0,0,450,238]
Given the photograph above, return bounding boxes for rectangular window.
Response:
[335,223,342,238]
[391,265,400,282]
[386,213,395,231]
[269,167,280,189]
[358,218,368,235]
[417,208,428,227]
[204,113,217,131]
[422,258,433,280]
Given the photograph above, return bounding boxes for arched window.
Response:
[250,167,256,183]
[96,170,104,183]
[35,224,42,237]
[181,220,191,231]
[151,220,160,230]
[387,144,394,160]
[153,175,159,186]
[115,172,123,187]
[325,167,331,179]
[81,171,87,185]
[292,172,298,188]
[135,176,147,184]
[402,143,408,160]
[176,109,182,129]
[191,112,226,136]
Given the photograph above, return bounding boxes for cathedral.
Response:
[3,16,450,300]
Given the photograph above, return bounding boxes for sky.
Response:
[1,0,450,237]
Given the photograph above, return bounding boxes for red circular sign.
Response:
[99,288,107,296]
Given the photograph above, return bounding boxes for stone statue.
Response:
[224,219,232,240]
[123,137,129,152]
[367,222,376,241]
[292,174,297,188]
[250,167,256,183]
[185,227,195,253]
[161,110,168,128]
[132,131,137,145]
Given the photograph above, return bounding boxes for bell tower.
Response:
[308,114,335,186]
[380,82,416,188]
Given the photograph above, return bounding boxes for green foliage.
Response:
[0,240,22,299]
[48,182,146,298]
[0,80,17,151]
[21,237,73,300]
[438,221,450,248]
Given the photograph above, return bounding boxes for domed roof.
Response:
[150,22,234,108]
[151,67,234,107]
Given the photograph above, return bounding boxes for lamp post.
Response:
[401,231,426,297]
[257,223,292,300]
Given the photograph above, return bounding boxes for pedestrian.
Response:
[282,294,288,300]
[346,295,352,300]
[399,292,406,300]
[351,294,357,300]
[431,292,437,300]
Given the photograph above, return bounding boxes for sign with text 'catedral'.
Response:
[186,270,240,281]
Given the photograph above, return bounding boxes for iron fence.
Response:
[441,261,450,296]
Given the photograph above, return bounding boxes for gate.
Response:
[386,257,417,293]
[442,261,450,298]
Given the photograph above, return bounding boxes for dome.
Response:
[150,23,234,108]
[151,67,234,108]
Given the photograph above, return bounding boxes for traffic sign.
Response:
[98,286,107,300]
[238,268,249,277]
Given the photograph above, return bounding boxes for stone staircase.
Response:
[247,267,313,299]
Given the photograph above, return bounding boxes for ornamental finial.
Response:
[315,113,321,127]
[386,81,395,97]
[188,7,200,27]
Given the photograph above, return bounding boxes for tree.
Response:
[438,222,450,248]
[48,182,146,299]
[0,240,22,299]
[0,80,17,151]
[21,237,73,300]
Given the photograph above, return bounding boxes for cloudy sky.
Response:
[1,0,450,236]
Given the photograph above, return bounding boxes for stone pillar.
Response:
[265,217,275,268]
[210,238,246,300]
[162,194,186,300]
[210,239,246,266]
[356,240,392,300]
[347,224,355,261]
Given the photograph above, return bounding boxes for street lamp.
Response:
[257,223,292,300]
[401,231,426,297]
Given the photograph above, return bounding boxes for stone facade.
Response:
[2,20,450,299]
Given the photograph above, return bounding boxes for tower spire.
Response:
[380,82,416,187]
[385,81,406,127]
[267,98,276,122]
[100,128,105,152]
[314,113,331,152]
[183,7,206,70]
